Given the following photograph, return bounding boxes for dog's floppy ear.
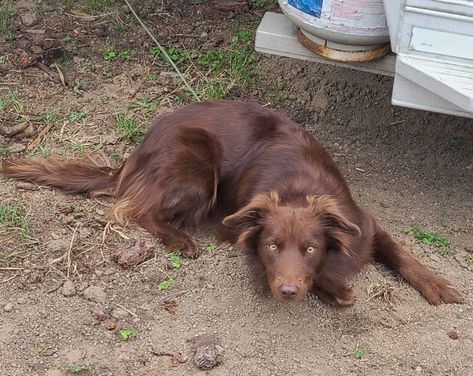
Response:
[307,195,361,255]
[222,191,279,233]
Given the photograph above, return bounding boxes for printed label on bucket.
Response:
[288,0,323,18]
[283,0,388,36]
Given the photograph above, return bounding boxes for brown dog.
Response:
[1,100,462,305]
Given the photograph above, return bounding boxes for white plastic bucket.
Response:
[279,0,391,61]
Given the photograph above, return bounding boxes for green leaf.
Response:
[206,243,216,253]
[169,253,181,269]
[156,277,174,291]
[119,328,138,341]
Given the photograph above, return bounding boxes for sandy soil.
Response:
[1,1,472,375]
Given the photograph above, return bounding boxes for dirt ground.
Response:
[1,1,472,375]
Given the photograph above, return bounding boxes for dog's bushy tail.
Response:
[1,158,119,197]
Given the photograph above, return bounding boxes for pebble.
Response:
[62,280,76,297]
[20,12,37,26]
[46,239,69,252]
[415,366,422,373]
[105,319,116,330]
[3,302,13,312]
[17,297,26,305]
[95,208,105,216]
[111,308,128,320]
[83,286,106,303]
[66,349,85,363]
[16,181,39,191]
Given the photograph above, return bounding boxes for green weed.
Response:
[84,0,117,12]
[206,243,216,253]
[150,46,189,66]
[64,35,78,52]
[0,2,15,42]
[169,253,181,269]
[33,3,46,16]
[73,365,85,374]
[43,110,59,125]
[196,50,225,71]
[156,277,174,291]
[82,60,93,70]
[110,149,123,164]
[119,328,138,341]
[0,203,31,235]
[0,252,12,261]
[354,348,367,360]
[111,16,128,32]
[69,111,86,123]
[403,226,456,256]
[128,95,156,116]
[10,90,23,112]
[0,56,5,64]
[0,97,6,111]
[118,49,137,60]
[115,113,144,144]
[0,146,10,155]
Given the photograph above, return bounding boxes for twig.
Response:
[66,224,79,279]
[123,0,200,102]
[1,274,20,283]
[52,63,67,87]
[113,302,138,317]
[162,289,190,300]
[65,11,118,20]
[27,123,54,150]
[0,267,24,271]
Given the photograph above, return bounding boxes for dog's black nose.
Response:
[280,284,299,298]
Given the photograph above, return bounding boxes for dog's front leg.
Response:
[138,212,200,258]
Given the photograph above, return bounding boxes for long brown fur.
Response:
[0,100,462,305]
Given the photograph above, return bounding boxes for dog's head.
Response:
[222,192,360,302]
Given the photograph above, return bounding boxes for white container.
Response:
[279,0,391,61]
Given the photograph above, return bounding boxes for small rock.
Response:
[83,286,106,303]
[3,302,13,312]
[111,308,129,320]
[193,343,224,370]
[447,330,459,340]
[91,306,108,321]
[30,45,43,55]
[50,232,60,240]
[46,239,69,253]
[16,181,39,191]
[95,270,103,277]
[415,366,422,373]
[17,297,26,305]
[66,349,85,363]
[62,280,76,297]
[104,319,116,330]
[20,12,37,26]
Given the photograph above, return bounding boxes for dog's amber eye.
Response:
[268,243,278,252]
[306,246,317,254]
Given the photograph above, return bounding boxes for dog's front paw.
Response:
[421,276,462,305]
[314,286,354,307]
[179,240,200,258]
[163,237,200,258]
